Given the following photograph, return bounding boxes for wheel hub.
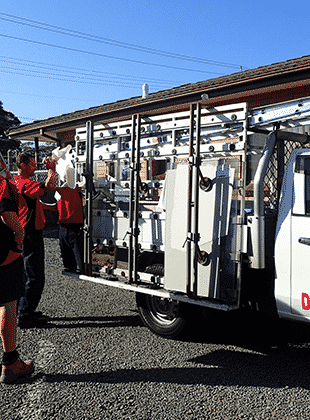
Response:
[147,297,179,325]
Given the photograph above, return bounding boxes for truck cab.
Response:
[275,149,310,321]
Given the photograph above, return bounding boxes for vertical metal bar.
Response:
[251,131,277,269]
[7,150,10,172]
[34,137,39,167]
[133,114,141,281]
[193,102,201,298]
[116,136,121,183]
[84,120,94,276]
[186,104,195,296]
[235,104,248,306]
[240,103,248,221]
[276,137,285,208]
[172,129,177,148]
[128,115,136,283]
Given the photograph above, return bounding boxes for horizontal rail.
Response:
[66,271,235,311]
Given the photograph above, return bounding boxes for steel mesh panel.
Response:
[11,170,60,186]
[263,141,305,209]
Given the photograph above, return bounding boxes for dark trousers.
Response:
[18,230,45,320]
[59,224,84,272]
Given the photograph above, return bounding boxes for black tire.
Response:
[136,292,186,339]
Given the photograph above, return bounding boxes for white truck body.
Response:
[57,97,310,337]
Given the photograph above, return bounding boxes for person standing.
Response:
[0,172,34,383]
[55,185,84,274]
[15,152,56,328]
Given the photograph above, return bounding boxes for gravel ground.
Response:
[1,226,310,419]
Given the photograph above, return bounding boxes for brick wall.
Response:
[140,160,148,181]
[56,130,76,147]
[97,161,107,178]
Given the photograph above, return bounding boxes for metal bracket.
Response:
[229,252,241,261]
[182,233,195,248]
[231,216,244,225]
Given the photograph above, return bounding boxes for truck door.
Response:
[290,152,310,316]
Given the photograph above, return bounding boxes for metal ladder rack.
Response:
[128,114,142,284]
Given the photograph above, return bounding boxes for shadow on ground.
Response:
[17,344,310,390]
[182,307,310,352]
[38,314,143,329]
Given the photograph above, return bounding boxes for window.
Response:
[294,155,310,215]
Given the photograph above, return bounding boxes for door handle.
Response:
[299,237,310,245]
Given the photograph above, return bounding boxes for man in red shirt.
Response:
[55,186,84,274]
[15,152,56,328]
[0,173,34,383]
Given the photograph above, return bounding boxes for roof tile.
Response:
[9,54,310,134]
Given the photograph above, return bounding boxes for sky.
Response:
[0,0,309,125]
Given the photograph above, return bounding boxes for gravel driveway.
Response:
[1,226,310,419]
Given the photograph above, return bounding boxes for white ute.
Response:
[56,98,310,338]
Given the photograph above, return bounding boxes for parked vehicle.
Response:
[59,97,310,338]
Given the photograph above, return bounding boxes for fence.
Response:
[11,170,59,225]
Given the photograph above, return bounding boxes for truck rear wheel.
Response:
[136,293,186,338]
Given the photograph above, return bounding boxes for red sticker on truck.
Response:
[302,293,310,310]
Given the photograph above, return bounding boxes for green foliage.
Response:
[0,101,21,155]
[0,101,20,137]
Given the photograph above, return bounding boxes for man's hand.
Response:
[43,156,56,171]
[45,169,57,192]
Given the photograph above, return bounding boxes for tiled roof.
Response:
[9,54,310,135]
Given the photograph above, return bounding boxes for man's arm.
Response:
[45,169,57,192]
[1,211,25,246]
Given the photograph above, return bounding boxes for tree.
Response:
[0,101,21,155]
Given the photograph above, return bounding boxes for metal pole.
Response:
[133,114,141,281]
[34,137,39,167]
[239,103,248,220]
[186,104,195,296]
[251,131,277,269]
[128,115,136,283]
[7,150,10,172]
[276,138,285,208]
[84,120,94,276]
[193,102,201,298]
[235,103,248,306]
[116,136,121,183]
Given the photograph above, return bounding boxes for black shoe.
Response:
[18,316,48,329]
[63,267,76,273]
[33,311,48,319]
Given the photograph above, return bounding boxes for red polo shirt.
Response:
[0,176,21,266]
[14,175,47,231]
[56,187,83,225]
